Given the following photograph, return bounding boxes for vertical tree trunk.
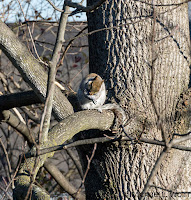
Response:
[79,0,191,199]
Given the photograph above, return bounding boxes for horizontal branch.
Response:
[0,90,79,113]
[26,132,191,158]
[14,109,115,199]
[0,90,41,110]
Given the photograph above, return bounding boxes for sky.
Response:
[0,0,87,23]
[1,1,191,23]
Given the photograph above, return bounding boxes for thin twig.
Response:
[139,131,190,199]
[68,63,89,85]
[25,132,191,158]
[140,3,168,197]
[46,0,64,12]
[75,143,97,198]
[149,2,168,145]
[16,0,48,66]
[140,146,169,199]
[1,148,24,200]
[170,134,191,146]
[58,26,88,67]
[0,138,12,181]
[0,185,12,200]
[47,0,106,13]
[12,107,26,124]
[66,3,182,45]
[21,107,41,124]
[24,153,41,200]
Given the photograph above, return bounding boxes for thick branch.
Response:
[0,90,41,110]
[14,110,114,199]
[1,109,85,199]
[44,161,85,200]
[0,90,78,112]
[0,110,35,145]
[0,20,73,120]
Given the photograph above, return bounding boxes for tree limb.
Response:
[65,0,106,12]
[0,20,73,120]
[44,161,85,200]
[0,110,36,145]
[13,110,114,199]
[0,90,78,112]
[0,90,41,110]
[40,5,70,142]
[25,132,191,158]
[0,109,86,199]
[65,148,83,179]
[47,0,106,13]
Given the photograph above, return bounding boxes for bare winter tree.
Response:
[0,0,191,200]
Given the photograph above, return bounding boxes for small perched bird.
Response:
[77,73,106,111]
[77,73,127,129]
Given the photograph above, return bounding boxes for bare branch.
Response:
[65,148,83,178]
[16,0,48,66]
[44,161,85,200]
[0,91,41,110]
[47,0,106,14]
[1,148,24,200]
[0,110,36,145]
[140,132,191,198]
[58,26,88,67]
[14,110,114,199]
[76,143,97,196]
[65,0,106,13]
[46,0,65,12]
[25,131,191,158]
[20,107,41,124]
[0,185,13,200]
[140,147,169,199]
[0,20,74,120]
[0,109,85,199]
[149,1,169,145]
[40,4,71,142]
[0,138,12,180]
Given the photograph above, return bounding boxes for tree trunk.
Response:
[79,0,191,199]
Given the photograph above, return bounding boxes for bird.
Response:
[77,73,106,112]
[77,73,127,126]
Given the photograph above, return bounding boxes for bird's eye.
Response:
[87,81,92,91]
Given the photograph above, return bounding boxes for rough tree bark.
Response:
[77,0,191,199]
[0,0,191,199]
